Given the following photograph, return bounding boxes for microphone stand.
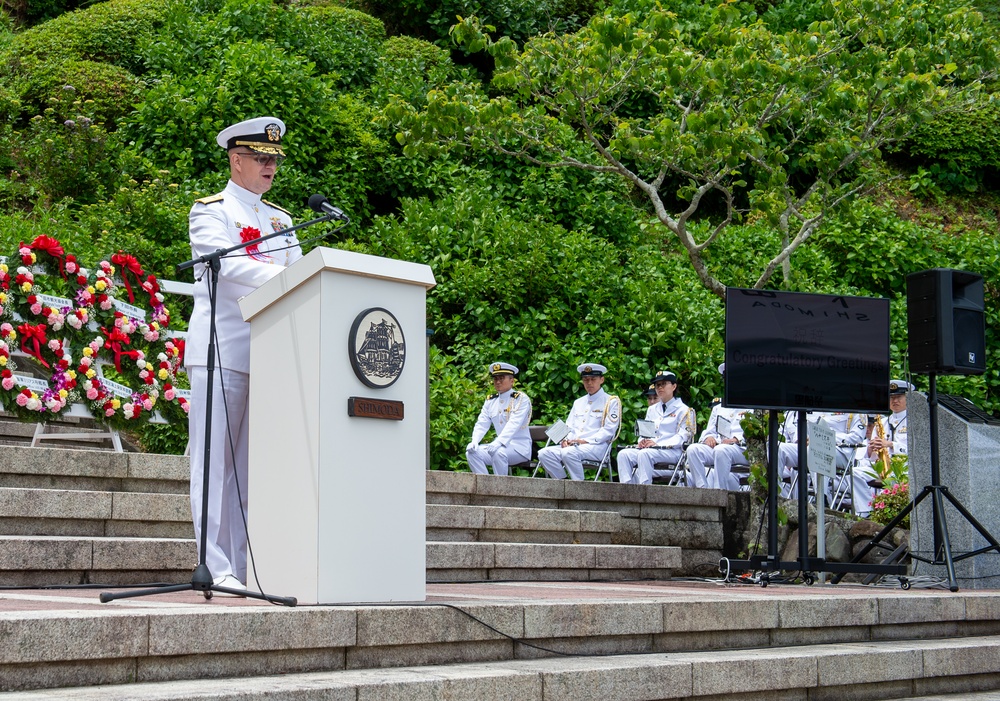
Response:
[100,211,340,606]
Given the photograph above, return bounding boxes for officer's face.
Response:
[654,380,676,401]
[581,375,604,395]
[889,393,907,412]
[492,374,515,393]
[229,150,280,194]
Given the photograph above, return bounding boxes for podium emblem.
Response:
[349,307,406,388]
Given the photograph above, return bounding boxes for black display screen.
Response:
[724,288,890,413]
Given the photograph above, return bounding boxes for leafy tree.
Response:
[388,0,1000,299]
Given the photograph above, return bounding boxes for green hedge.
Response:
[2,0,169,71]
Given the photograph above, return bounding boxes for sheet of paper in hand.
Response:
[717,416,731,439]
[545,420,570,443]
[635,419,656,439]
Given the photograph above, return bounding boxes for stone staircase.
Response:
[2,580,1000,699]
[0,445,709,586]
[3,442,1000,700]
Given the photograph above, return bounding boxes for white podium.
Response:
[239,247,435,604]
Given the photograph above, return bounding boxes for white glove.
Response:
[466,442,478,453]
[486,441,502,456]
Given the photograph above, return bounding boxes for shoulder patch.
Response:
[194,194,224,205]
[512,391,520,398]
[711,397,721,406]
[488,393,499,400]
[262,199,292,216]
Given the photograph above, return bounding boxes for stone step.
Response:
[1,488,624,545]
[1,583,999,693]
[0,535,196,586]
[0,535,680,586]
[426,541,680,581]
[0,487,191,538]
[427,503,622,544]
[3,635,1000,700]
[0,415,135,451]
[427,470,729,575]
[0,446,188,494]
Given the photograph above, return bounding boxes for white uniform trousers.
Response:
[466,444,531,476]
[538,443,609,480]
[686,443,748,490]
[850,458,881,517]
[617,446,683,485]
[188,366,250,584]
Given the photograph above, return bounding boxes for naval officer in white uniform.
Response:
[538,363,622,480]
[685,363,749,490]
[466,362,533,475]
[853,379,913,515]
[617,370,695,485]
[187,116,303,594]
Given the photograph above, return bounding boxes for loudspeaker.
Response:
[907,268,986,375]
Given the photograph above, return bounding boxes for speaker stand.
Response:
[833,374,1000,591]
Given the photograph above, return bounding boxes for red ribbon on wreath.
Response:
[17,323,50,369]
[102,326,141,373]
[171,337,185,367]
[27,236,67,277]
[111,252,144,304]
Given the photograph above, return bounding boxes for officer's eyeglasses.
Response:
[236,151,285,167]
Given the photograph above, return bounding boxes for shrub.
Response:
[2,0,170,71]
[357,0,599,46]
[428,346,481,471]
[139,0,385,89]
[904,99,1000,185]
[370,35,469,108]
[124,40,340,179]
[295,4,384,86]
[869,481,911,529]
[3,102,121,206]
[12,60,144,128]
[359,184,725,435]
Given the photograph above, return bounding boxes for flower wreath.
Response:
[0,236,190,427]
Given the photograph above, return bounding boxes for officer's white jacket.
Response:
[187,180,302,373]
[471,389,532,456]
[872,410,908,455]
[564,388,621,445]
[699,402,747,445]
[645,396,694,448]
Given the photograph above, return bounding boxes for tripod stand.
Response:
[833,373,1000,592]
[100,211,339,605]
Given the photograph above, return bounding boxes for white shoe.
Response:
[213,574,246,597]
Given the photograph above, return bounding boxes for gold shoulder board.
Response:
[262,199,292,216]
[194,194,224,205]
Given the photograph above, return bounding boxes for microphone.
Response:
[308,194,349,221]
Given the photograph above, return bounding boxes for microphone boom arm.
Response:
[176,211,341,274]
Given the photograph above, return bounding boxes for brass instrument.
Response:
[872,416,891,480]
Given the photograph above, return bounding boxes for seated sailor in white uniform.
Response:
[685,363,749,490]
[853,379,912,515]
[617,370,695,485]
[778,410,866,500]
[537,363,622,480]
[466,362,533,476]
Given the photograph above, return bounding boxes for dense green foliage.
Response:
[0,0,998,466]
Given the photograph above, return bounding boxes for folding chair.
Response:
[650,447,690,486]
[830,458,857,514]
[513,424,549,474]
